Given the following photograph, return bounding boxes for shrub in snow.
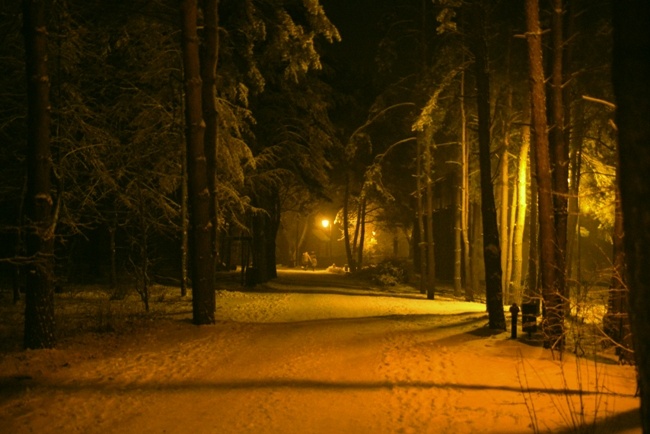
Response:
[371,258,410,286]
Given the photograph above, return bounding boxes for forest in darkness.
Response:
[1,0,649,430]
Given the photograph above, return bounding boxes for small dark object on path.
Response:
[509,303,520,339]
[521,302,538,337]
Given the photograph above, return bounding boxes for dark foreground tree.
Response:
[468,0,505,329]
[22,0,55,349]
[181,0,215,324]
[200,0,220,271]
[524,0,563,351]
[612,0,650,429]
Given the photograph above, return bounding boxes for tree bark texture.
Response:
[469,0,505,329]
[356,197,366,269]
[526,131,539,301]
[549,0,569,308]
[612,0,650,428]
[499,137,510,299]
[460,70,474,302]
[181,141,189,297]
[342,175,355,272]
[501,40,514,303]
[510,127,529,305]
[525,0,563,351]
[454,164,462,297]
[181,0,215,324]
[250,191,280,283]
[200,0,220,269]
[603,185,632,361]
[424,132,436,300]
[22,0,56,349]
[416,133,428,295]
[506,159,517,303]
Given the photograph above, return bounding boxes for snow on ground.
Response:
[0,268,641,434]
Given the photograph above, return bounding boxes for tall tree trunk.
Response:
[424,133,436,300]
[525,0,563,351]
[613,1,650,425]
[356,197,366,269]
[22,0,56,349]
[603,186,631,359]
[460,70,474,301]
[416,133,427,295]
[501,38,514,302]
[470,202,482,296]
[269,191,281,278]
[250,194,274,284]
[201,0,220,270]
[13,180,27,305]
[499,143,509,299]
[181,0,215,324]
[342,174,355,272]
[469,0,505,329]
[510,126,529,304]
[454,163,462,297]
[135,185,150,312]
[550,0,569,312]
[109,224,117,289]
[295,212,311,267]
[506,158,518,304]
[181,136,189,297]
[526,140,539,300]
[562,0,577,287]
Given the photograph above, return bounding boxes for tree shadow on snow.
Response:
[4,375,638,399]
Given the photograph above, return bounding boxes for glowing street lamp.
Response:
[321,219,332,261]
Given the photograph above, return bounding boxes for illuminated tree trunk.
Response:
[613,1,650,426]
[506,164,517,303]
[501,40,514,302]
[356,197,366,269]
[526,142,539,300]
[470,0,505,329]
[352,199,361,259]
[525,0,563,351]
[22,0,56,349]
[498,144,509,297]
[510,126,529,304]
[460,70,474,302]
[181,0,215,324]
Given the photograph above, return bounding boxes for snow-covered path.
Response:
[0,270,641,433]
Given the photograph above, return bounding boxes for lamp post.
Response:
[321,219,332,263]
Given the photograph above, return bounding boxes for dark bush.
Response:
[371,258,411,286]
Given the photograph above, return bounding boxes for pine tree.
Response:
[525,0,564,351]
[22,0,56,349]
[181,0,215,324]
[612,0,650,427]
[468,0,505,330]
